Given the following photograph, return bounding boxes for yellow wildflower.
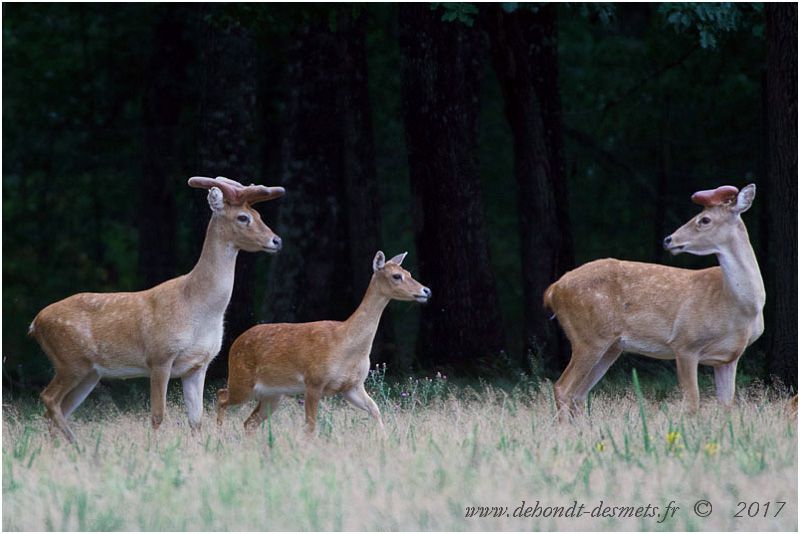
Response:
[666,431,681,445]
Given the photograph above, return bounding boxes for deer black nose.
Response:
[272,236,282,250]
[422,287,432,297]
[663,236,672,249]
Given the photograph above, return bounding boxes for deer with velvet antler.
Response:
[29,176,284,441]
[546,184,765,418]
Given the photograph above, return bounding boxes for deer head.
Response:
[371,251,431,303]
[188,176,284,253]
[663,184,756,256]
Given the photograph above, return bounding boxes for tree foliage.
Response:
[658,2,764,49]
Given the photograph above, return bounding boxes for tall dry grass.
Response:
[2,377,797,531]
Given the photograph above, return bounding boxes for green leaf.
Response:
[501,3,518,14]
[632,369,651,453]
[438,2,478,26]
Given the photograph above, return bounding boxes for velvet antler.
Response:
[691,185,739,207]
[188,176,285,205]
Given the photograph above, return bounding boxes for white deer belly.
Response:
[619,336,673,359]
[254,382,305,398]
[93,364,149,379]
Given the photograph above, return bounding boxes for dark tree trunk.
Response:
[484,5,573,375]
[653,97,671,264]
[337,10,397,367]
[763,3,798,388]
[265,20,352,324]
[196,13,260,379]
[265,10,394,368]
[139,6,190,288]
[398,4,506,373]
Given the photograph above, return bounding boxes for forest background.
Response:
[3,3,796,395]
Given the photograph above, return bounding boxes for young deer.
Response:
[546,184,764,417]
[29,176,284,441]
[216,251,431,434]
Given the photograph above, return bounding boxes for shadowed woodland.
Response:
[3,3,797,391]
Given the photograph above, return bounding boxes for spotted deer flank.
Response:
[546,184,764,418]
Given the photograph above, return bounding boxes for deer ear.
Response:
[388,252,408,266]
[733,184,756,214]
[208,187,225,212]
[373,251,386,272]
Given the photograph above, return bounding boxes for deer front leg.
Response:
[343,386,385,432]
[182,364,208,432]
[150,363,172,429]
[303,386,323,436]
[714,358,739,408]
[675,356,700,413]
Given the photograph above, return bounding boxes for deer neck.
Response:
[184,216,239,313]
[716,221,765,316]
[343,277,390,356]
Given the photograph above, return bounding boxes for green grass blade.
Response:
[632,368,651,453]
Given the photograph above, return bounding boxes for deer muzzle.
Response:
[265,235,283,253]
[415,286,432,303]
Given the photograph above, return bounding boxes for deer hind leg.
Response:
[216,382,253,426]
[574,343,622,406]
[243,395,282,432]
[714,358,739,408]
[553,359,576,416]
[149,363,172,430]
[61,370,101,419]
[216,388,229,426]
[35,332,92,441]
[554,341,616,419]
[675,356,700,413]
[41,370,87,442]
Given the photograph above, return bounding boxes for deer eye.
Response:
[700,216,711,225]
[392,274,402,281]
[236,214,250,224]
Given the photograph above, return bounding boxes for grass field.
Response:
[2,370,797,531]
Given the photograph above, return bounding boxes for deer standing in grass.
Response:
[217,251,431,434]
[29,176,285,441]
[546,184,764,417]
